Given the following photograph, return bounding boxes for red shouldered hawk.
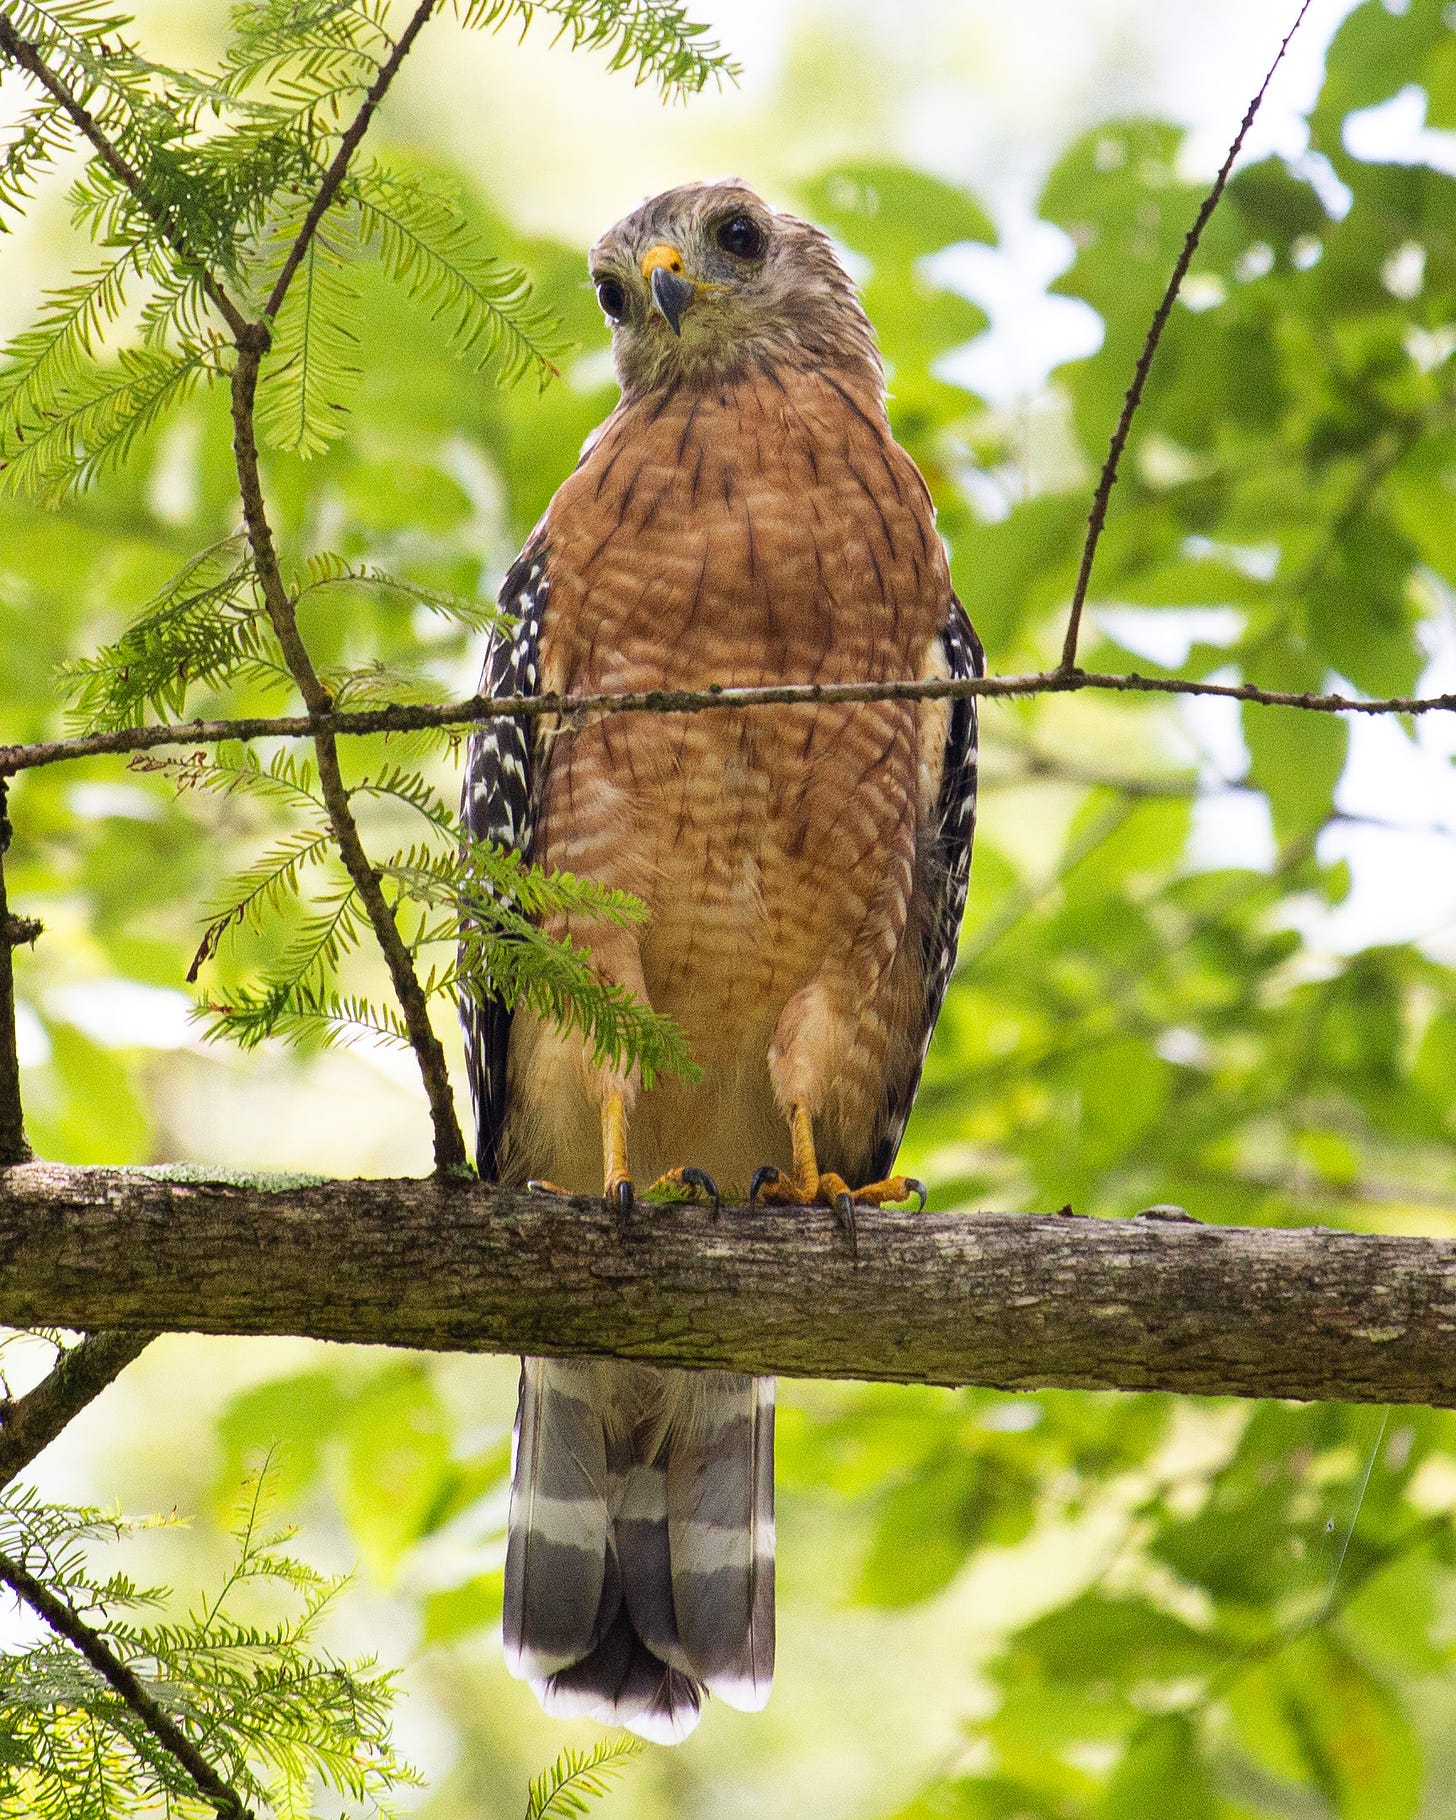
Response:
[461,180,982,1742]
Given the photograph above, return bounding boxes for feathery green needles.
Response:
[2,0,719,1074]
[0,1469,417,1818]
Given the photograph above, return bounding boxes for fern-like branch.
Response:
[454,0,736,98]
[255,223,362,454]
[60,536,270,731]
[345,160,564,385]
[524,1735,645,1820]
[0,339,220,503]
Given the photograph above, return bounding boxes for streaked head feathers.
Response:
[589,178,881,396]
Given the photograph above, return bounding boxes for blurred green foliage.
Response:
[4,0,1456,1813]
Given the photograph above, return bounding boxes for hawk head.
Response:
[588,179,881,397]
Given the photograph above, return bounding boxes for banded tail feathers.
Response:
[504,1357,775,1743]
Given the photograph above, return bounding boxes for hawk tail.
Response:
[504,1359,775,1743]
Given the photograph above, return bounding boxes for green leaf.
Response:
[423,1570,505,1644]
[1242,687,1348,844]
[454,0,738,100]
[340,1362,453,1580]
[0,341,217,503]
[1227,1634,1420,1820]
[59,535,267,730]
[1101,1715,1215,1820]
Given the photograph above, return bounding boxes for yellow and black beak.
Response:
[641,243,695,336]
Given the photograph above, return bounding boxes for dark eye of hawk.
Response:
[716,215,766,260]
[595,276,627,320]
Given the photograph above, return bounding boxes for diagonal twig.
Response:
[1057,0,1317,673]
[229,333,468,1174]
[263,0,438,320]
[0,10,250,339]
[0,1329,155,1488]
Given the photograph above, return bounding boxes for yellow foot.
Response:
[748,1166,926,1211]
[643,1166,721,1209]
[747,1108,925,1258]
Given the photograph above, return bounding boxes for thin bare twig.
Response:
[0,1330,155,1489]
[1,665,1452,779]
[262,0,437,320]
[0,10,250,339]
[229,334,468,1173]
[0,1547,251,1817]
[1057,0,1317,672]
[0,781,31,1165]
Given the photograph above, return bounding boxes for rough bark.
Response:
[0,1162,1451,1406]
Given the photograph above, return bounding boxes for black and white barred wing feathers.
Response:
[868,593,984,1181]
[459,544,550,1181]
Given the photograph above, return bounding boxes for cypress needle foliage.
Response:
[0,0,734,495]
[0,1469,418,1818]
[2,0,715,1074]
[524,1735,646,1819]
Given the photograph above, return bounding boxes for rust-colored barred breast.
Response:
[466,179,982,1743]
[505,362,955,1197]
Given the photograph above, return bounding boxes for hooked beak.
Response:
[650,266,695,335]
[641,243,695,336]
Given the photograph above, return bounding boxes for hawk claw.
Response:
[833,1191,859,1259]
[681,1166,721,1212]
[607,1177,634,1215]
[748,1165,782,1207]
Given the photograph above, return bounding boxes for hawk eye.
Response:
[595,276,627,320]
[716,215,765,260]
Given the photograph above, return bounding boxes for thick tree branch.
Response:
[1057,0,1315,672]
[2,1163,1455,1407]
[228,335,468,1175]
[0,1329,154,1489]
[1,665,1452,778]
[0,1547,251,1817]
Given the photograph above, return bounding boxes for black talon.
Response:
[906,1178,927,1211]
[834,1190,859,1259]
[611,1179,634,1215]
[682,1167,721,1212]
[748,1165,781,1206]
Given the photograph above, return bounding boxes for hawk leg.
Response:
[598,1090,719,1213]
[749,1105,926,1249]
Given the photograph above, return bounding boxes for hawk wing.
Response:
[460,543,550,1180]
[867,595,984,1182]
